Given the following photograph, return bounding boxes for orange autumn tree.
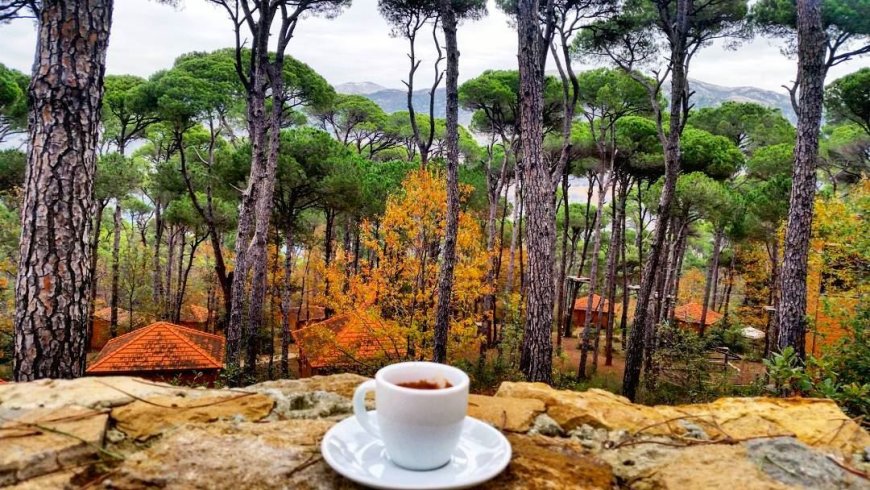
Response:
[313,169,490,363]
[805,181,869,356]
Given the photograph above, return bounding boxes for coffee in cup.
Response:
[352,361,470,470]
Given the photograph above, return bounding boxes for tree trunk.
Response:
[579,173,607,378]
[483,154,507,346]
[765,238,780,358]
[14,0,113,381]
[176,235,203,323]
[555,165,570,350]
[619,181,630,347]
[505,176,523,294]
[668,223,689,324]
[174,235,186,322]
[722,248,736,324]
[110,202,122,337]
[699,229,723,336]
[517,0,553,383]
[165,227,176,320]
[281,224,294,378]
[622,0,690,399]
[152,204,164,310]
[87,199,107,346]
[635,180,645,269]
[433,1,460,364]
[226,43,271,380]
[776,0,826,360]
[604,177,623,366]
[564,177,596,338]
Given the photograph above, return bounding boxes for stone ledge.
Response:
[1,375,868,489]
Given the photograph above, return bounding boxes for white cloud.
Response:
[1,0,867,94]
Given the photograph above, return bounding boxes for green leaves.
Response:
[825,68,870,135]
[751,0,870,36]
[680,127,745,179]
[688,101,795,152]
[0,62,28,142]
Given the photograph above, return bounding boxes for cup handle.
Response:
[352,380,380,438]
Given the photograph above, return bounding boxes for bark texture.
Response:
[776,0,827,359]
[110,202,122,337]
[699,229,722,336]
[433,0,460,364]
[517,0,554,383]
[622,36,687,401]
[14,0,114,381]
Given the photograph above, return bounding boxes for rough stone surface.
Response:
[468,394,546,433]
[106,420,355,489]
[529,413,563,437]
[630,444,789,490]
[745,437,869,489]
[0,377,218,411]
[479,434,614,489]
[0,406,108,486]
[250,373,369,399]
[111,393,274,441]
[251,388,352,421]
[496,382,870,454]
[1,375,868,490]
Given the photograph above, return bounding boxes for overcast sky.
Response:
[1,0,867,93]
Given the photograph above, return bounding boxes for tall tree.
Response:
[12,0,113,381]
[573,68,651,377]
[577,0,747,400]
[752,0,869,359]
[209,0,349,381]
[432,0,485,363]
[513,0,556,382]
[777,0,827,359]
[378,0,442,167]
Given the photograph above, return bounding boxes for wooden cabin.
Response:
[87,321,225,385]
[288,305,327,330]
[292,311,406,378]
[90,307,145,351]
[177,304,211,331]
[572,294,612,331]
[673,302,723,333]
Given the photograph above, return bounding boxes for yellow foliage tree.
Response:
[313,169,490,363]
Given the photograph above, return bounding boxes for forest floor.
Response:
[552,331,767,394]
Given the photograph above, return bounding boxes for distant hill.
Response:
[682,79,796,123]
[335,78,796,126]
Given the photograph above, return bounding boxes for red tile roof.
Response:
[293,311,406,369]
[87,322,225,374]
[573,294,611,313]
[674,302,723,326]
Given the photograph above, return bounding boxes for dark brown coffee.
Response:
[397,379,453,390]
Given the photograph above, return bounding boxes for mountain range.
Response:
[335,78,797,126]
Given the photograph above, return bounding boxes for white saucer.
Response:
[321,413,512,489]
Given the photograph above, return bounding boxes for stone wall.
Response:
[1,375,868,489]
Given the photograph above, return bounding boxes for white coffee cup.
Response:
[352,361,470,470]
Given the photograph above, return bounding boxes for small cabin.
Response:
[90,307,145,351]
[177,304,211,331]
[87,321,225,385]
[673,302,723,333]
[572,294,612,330]
[292,311,406,378]
[288,305,327,331]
